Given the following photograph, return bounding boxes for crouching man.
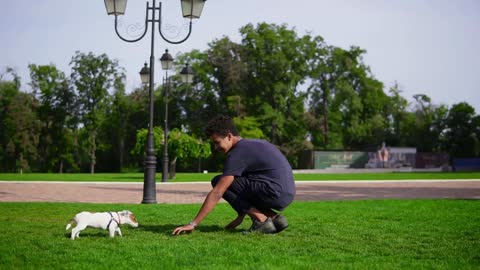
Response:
[172,115,296,235]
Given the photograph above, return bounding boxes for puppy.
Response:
[66,210,138,240]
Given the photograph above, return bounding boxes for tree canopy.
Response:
[1,22,479,173]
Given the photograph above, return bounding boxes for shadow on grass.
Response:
[64,225,237,239]
[64,231,112,239]
[140,224,226,235]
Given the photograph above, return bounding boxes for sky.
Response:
[1,0,479,113]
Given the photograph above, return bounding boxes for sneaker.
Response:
[273,214,288,233]
[244,218,276,234]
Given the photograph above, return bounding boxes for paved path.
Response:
[1,180,479,204]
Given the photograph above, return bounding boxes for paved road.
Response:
[1,180,479,204]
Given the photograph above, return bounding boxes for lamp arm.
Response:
[113,2,150,43]
[157,2,193,44]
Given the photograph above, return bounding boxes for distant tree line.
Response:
[1,22,479,173]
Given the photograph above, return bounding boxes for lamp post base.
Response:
[142,149,157,204]
[141,198,157,204]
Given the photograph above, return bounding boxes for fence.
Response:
[298,149,450,170]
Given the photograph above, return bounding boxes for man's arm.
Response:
[172,175,235,235]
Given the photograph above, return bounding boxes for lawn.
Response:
[0,171,479,182]
[0,200,479,269]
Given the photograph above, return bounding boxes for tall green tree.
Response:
[205,37,247,114]
[3,92,40,173]
[124,86,151,169]
[70,51,125,173]
[28,64,77,172]
[337,47,388,148]
[171,41,246,136]
[240,23,312,145]
[308,45,343,149]
[407,94,447,152]
[98,79,132,172]
[385,82,410,146]
[309,46,388,150]
[238,23,324,165]
[443,102,479,158]
[0,68,23,171]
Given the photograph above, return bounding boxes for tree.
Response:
[335,47,388,149]
[1,68,41,173]
[131,127,211,178]
[28,64,77,172]
[308,46,388,150]
[167,129,211,178]
[308,45,343,149]
[472,115,480,157]
[443,102,479,158]
[237,23,326,166]
[233,116,265,139]
[130,127,163,164]
[206,37,248,113]
[70,51,125,173]
[3,92,41,173]
[0,68,23,171]
[171,42,247,136]
[385,82,410,146]
[97,76,133,172]
[406,94,448,152]
[240,23,314,145]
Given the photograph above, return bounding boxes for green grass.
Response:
[0,200,479,269]
[0,172,479,182]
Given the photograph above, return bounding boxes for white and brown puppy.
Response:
[66,210,138,240]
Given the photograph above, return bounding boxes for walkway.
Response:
[1,180,479,204]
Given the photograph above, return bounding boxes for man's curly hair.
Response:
[205,115,240,137]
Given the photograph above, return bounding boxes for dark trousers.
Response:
[211,175,292,215]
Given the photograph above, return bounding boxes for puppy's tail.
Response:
[66,219,75,231]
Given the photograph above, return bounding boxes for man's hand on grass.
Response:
[172,224,195,236]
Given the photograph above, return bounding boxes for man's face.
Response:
[210,133,233,153]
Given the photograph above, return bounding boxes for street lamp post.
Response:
[159,49,174,182]
[159,52,195,182]
[104,0,206,204]
[180,62,195,84]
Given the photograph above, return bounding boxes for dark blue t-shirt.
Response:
[222,139,295,197]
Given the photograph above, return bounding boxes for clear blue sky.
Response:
[1,0,479,113]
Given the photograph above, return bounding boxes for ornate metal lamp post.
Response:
[159,52,195,182]
[159,49,174,182]
[104,0,206,204]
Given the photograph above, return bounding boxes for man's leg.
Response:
[246,181,292,233]
[211,175,275,233]
[211,175,287,233]
[211,175,251,215]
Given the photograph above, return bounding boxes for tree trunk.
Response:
[90,130,96,174]
[59,160,64,174]
[19,152,23,174]
[73,129,80,171]
[169,157,177,180]
[119,137,124,172]
[322,88,329,148]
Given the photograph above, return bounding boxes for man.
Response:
[172,115,295,235]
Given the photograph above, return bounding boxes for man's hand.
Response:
[172,176,234,236]
[172,224,195,236]
[225,214,246,231]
